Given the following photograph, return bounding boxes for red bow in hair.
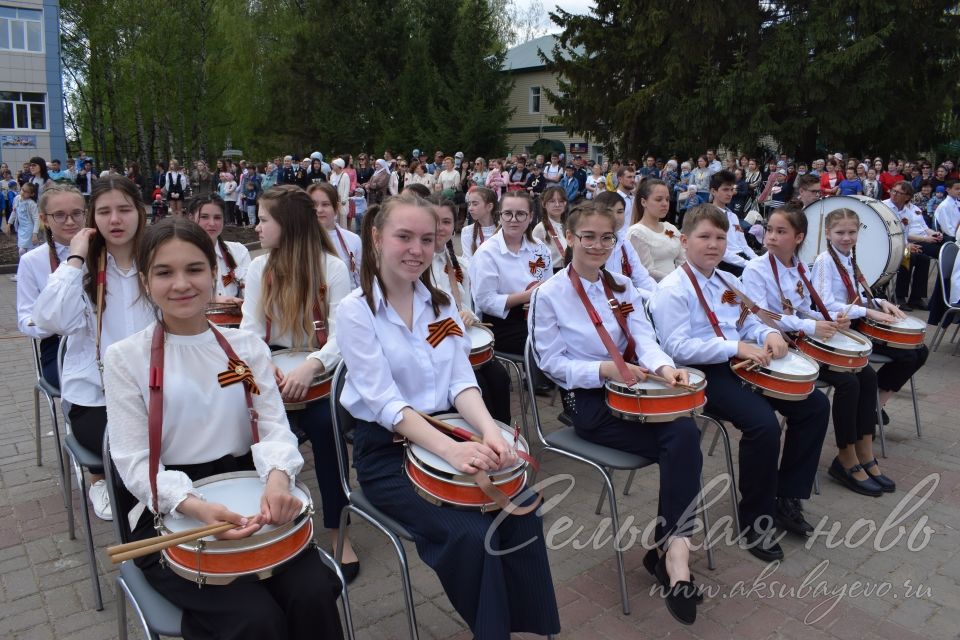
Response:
[426,318,463,348]
[528,256,546,274]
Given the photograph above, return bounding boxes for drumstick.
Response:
[107,520,245,563]
[643,373,698,393]
[731,359,760,371]
[417,411,482,443]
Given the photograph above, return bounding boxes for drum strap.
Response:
[620,245,632,277]
[263,272,328,349]
[148,323,261,515]
[681,262,725,339]
[567,265,638,386]
[332,226,357,277]
[443,255,463,311]
[769,254,834,322]
[826,246,863,305]
[545,220,566,265]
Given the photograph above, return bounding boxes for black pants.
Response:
[717,260,745,277]
[39,334,60,389]
[474,358,511,424]
[873,343,929,393]
[818,366,878,448]
[225,200,239,225]
[563,388,703,543]
[698,363,829,531]
[69,404,106,474]
[132,455,344,640]
[896,242,941,302]
[482,307,548,389]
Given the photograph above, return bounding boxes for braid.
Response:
[445,239,463,280]
[600,266,627,294]
[217,236,237,272]
[471,221,481,254]
[45,225,58,267]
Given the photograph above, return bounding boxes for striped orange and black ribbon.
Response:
[443,263,464,283]
[618,302,635,316]
[721,289,738,305]
[222,272,235,287]
[528,256,546,274]
[425,318,463,348]
[217,358,261,395]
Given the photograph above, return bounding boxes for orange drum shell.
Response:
[406,460,525,511]
[858,320,926,349]
[605,386,706,422]
[795,337,869,372]
[283,374,333,411]
[731,359,817,401]
[206,312,243,327]
[469,347,494,369]
[164,519,313,585]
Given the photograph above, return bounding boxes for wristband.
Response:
[66,254,85,264]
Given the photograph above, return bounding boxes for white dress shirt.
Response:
[469,231,552,319]
[604,229,657,300]
[951,258,960,305]
[810,248,868,320]
[104,325,301,518]
[337,281,479,429]
[240,253,349,372]
[460,223,498,259]
[529,266,673,389]
[742,254,825,335]
[214,240,251,299]
[531,218,567,267]
[626,221,684,281]
[431,250,474,313]
[885,198,935,240]
[326,224,362,289]
[16,241,69,339]
[616,189,635,217]
[934,196,960,237]
[721,207,760,268]
[650,265,777,365]
[33,255,155,406]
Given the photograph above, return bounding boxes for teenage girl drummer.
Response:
[308,182,362,289]
[104,218,344,640]
[460,186,499,260]
[188,194,251,303]
[337,192,560,640]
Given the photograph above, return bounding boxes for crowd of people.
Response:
[8,141,960,638]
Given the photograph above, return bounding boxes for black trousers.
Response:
[697,363,829,532]
[352,419,560,640]
[39,334,60,389]
[132,455,344,640]
[563,388,703,543]
[896,241,941,302]
[474,358,511,425]
[873,343,929,393]
[286,398,348,529]
[482,306,527,356]
[69,404,106,474]
[818,366,878,448]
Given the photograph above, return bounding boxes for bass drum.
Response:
[799,196,905,288]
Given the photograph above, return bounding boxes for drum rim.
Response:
[608,402,705,422]
[799,331,873,357]
[405,445,528,485]
[748,350,820,381]
[466,325,495,353]
[206,302,242,314]
[272,350,338,385]
[605,367,706,397]
[860,317,926,335]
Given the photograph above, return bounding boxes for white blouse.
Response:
[460,223,498,259]
[33,255,155,406]
[810,248,868,320]
[104,325,301,518]
[215,240,251,299]
[742,254,825,335]
[16,241,69,339]
[721,207,760,268]
[934,196,960,237]
[604,229,657,301]
[326,224,362,289]
[431,249,474,313]
[240,253,350,372]
[337,281,479,429]
[650,265,777,366]
[469,231,552,319]
[530,266,673,390]
[626,221,684,281]
[884,198,935,240]
[531,218,567,267]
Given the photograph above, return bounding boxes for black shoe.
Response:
[653,553,697,625]
[643,548,703,604]
[828,458,883,497]
[534,381,554,397]
[775,497,814,537]
[341,560,360,584]
[740,527,784,562]
[881,409,890,426]
[862,459,896,492]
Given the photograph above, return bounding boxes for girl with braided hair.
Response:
[188,194,251,303]
[460,186,499,259]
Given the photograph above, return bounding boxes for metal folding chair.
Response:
[493,351,532,443]
[868,353,921,458]
[931,242,960,352]
[30,337,65,478]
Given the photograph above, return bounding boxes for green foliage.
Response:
[546,0,960,159]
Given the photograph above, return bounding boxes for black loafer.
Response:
[740,528,784,562]
[643,548,703,604]
[862,459,896,492]
[775,497,814,537]
[341,560,360,584]
[828,458,883,497]
[653,553,697,625]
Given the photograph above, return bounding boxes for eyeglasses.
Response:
[573,233,617,249]
[399,164,408,168]
[500,210,530,222]
[804,188,822,194]
[891,190,908,196]
[49,211,85,223]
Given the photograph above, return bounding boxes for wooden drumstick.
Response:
[643,373,698,393]
[731,359,760,372]
[107,520,246,563]
[417,411,482,443]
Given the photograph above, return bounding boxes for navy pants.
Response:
[287,398,348,529]
[563,388,703,544]
[818,366,878,449]
[697,363,829,532]
[352,419,560,640]
[39,334,60,389]
[873,343,928,393]
[474,358,512,425]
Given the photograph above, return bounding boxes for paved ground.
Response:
[1,270,958,639]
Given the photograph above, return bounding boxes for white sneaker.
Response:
[88,479,113,521]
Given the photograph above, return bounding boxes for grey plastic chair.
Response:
[330,362,420,640]
[57,336,104,611]
[931,242,960,352]
[30,337,65,477]
[524,340,725,616]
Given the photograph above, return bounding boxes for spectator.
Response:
[705,149,722,175]
[862,168,881,199]
[435,156,461,198]
[689,156,711,202]
[585,162,605,199]
[507,157,529,192]
[407,160,435,192]
[389,158,410,196]
[838,166,863,196]
[76,160,96,200]
[161,159,189,216]
[638,154,658,180]
[819,158,844,196]
[218,171,238,225]
[276,155,297,185]
[355,153,374,187]
[879,159,904,199]
[365,158,390,204]
[560,164,579,202]
[127,162,146,201]
[543,153,563,184]
[484,158,508,199]
[308,157,327,185]
[330,158,351,226]
[27,157,51,199]
[241,164,261,226]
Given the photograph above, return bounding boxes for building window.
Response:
[529,86,541,114]
[0,6,43,53]
[0,92,47,130]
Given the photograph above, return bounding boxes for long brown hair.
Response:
[188,193,237,277]
[467,186,499,253]
[259,185,336,348]
[769,203,808,255]
[539,186,568,237]
[632,177,667,224]
[82,177,148,309]
[359,192,449,316]
[307,181,340,210]
[564,201,625,293]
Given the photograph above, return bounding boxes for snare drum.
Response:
[800,196,905,288]
[858,315,926,349]
[272,349,336,410]
[205,302,243,327]
[466,325,495,369]
[160,472,314,585]
[795,330,872,372]
[731,350,820,400]
[605,368,707,422]
[404,414,529,512]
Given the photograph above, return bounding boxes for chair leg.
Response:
[700,475,716,571]
[595,470,610,516]
[813,473,821,496]
[622,469,637,496]
[34,387,42,466]
[707,428,720,456]
[909,376,922,438]
[63,444,76,540]
[76,473,104,611]
[875,386,887,458]
[709,419,742,538]
[497,357,532,447]
[116,581,128,640]
[600,470,630,615]
[48,401,67,501]
[392,535,419,640]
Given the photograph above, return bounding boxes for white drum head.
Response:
[766,351,819,376]
[822,332,870,351]
[888,315,926,331]
[800,196,904,286]
[272,350,309,376]
[409,415,527,476]
[164,476,309,537]
[467,325,494,350]
[627,369,705,391]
